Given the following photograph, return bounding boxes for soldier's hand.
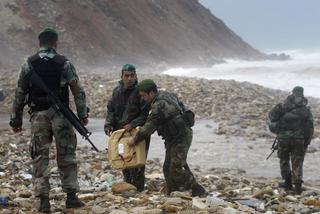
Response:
[127,138,135,147]
[123,124,133,131]
[80,117,88,126]
[104,127,113,136]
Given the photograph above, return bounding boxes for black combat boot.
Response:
[293,183,302,195]
[38,195,50,213]
[66,192,85,209]
[191,183,208,197]
[278,177,293,190]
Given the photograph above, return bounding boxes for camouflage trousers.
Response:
[163,129,198,193]
[277,139,306,184]
[123,136,150,191]
[30,110,80,197]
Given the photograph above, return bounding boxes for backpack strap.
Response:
[28,54,41,64]
[52,54,68,66]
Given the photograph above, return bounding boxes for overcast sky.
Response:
[199,0,320,51]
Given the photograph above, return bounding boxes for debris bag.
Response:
[108,128,146,169]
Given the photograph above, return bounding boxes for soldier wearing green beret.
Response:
[268,86,314,194]
[128,79,208,197]
[10,27,87,212]
[104,64,150,191]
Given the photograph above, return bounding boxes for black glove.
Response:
[104,125,113,136]
[9,117,22,128]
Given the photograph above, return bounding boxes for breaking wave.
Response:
[163,49,320,98]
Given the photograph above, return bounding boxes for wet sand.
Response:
[2,113,319,186]
[79,118,320,186]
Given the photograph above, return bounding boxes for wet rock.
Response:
[121,190,137,198]
[111,182,137,194]
[285,195,298,202]
[222,207,238,214]
[78,193,97,200]
[170,191,192,200]
[192,197,207,210]
[253,186,273,199]
[162,204,182,212]
[17,189,32,198]
[304,197,320,206]
[91,205,109,214]
[109,210,128,214]
[163,197,183,206]
[13,197,33,208]
[141,209,163,214]
[129,206,148,214]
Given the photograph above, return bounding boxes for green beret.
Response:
[137,79,157,92]
[292,86,304,96]
[122,64,136,72]
[38,27,58,39]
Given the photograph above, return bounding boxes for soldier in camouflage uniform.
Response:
[269,86,314,194]
[128,79,207,197]
[104,64,150,191]
[9,27,87,212]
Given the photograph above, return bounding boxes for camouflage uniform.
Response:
[133,91,201,193]
[104,81,150,191]
[272,93,314,189]
[11,47,88,197]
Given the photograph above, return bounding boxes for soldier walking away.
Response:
[104,64,150,191]
[128,79,208,197]
[268,86,314,194]
[9,27,87,212]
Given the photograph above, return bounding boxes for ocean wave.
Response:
[163,49,320,98]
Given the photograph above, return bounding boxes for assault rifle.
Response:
[30,70,99,152]
[266,137,278,160]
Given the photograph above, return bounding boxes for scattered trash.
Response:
[206,192,227,206]
[20,173,32,180]
[236,198,264,208]
[0,196,8,206]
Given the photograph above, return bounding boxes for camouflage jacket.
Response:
[277,95,314,140]
[11,47,88,123]
[134,91,189,144]
[104,81,149,130]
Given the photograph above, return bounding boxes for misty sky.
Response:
[199,0,320,51]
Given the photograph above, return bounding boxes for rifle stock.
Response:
[266,137,278,160]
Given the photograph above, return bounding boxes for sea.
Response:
[163,49,320,98]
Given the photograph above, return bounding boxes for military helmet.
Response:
[122,64,136,72]
[38,27,58,39]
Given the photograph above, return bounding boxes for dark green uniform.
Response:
[104,81,149,191]
[133,91,204,195]
[270,93,314,191]
[11,47,88,197]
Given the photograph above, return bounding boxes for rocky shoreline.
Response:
[1,128,320,213]
[1,71,320,213]
[1,71,319,138]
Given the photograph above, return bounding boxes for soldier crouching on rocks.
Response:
[9,27,87,212]
[268,86,314,194]
[127,79,208,197]
[104,64,150,191]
